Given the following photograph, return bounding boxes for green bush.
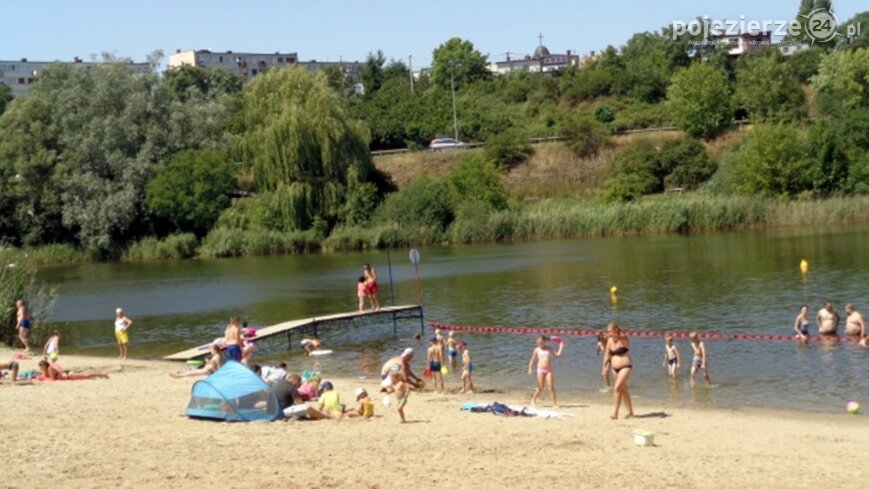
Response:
[603,138,716,201]
[602,141,660,201]
[146,149,235,236]
[198,227,319,258]
[375,175,454,230]
[658,138,717,190]
[735,51,806,123]
[667,63,733,138]
[124,233,198,261]
[732,124,813,198]
[593,106,615,124]
[609,101,673,132]
[558,113,612,159]
[846,151,869,194]
[447,154,508,210]
[484,130,533,169]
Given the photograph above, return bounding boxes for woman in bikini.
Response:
[170,344,222,378]
[604,323,634,419]
[38,359,109,381]
[528,335,564,407]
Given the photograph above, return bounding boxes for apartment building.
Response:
[0,57,151,96]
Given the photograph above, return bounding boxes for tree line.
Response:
[0,2,867,257]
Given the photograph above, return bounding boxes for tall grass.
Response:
[124,233,199,261]
[324,194,869,252]
[0,244,98,266]
[198,228,320,258]
[12,194,869,262]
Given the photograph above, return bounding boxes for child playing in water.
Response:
[689,332,711,386]
[357,276,368,312]
[596,332,610,390]
[528,335,564,407]
[458,341,474,394]
[446,331,458,368]
[427,337,445,394]
[390,371,409,423]
[300,338,322,356]
[663,335,680,379]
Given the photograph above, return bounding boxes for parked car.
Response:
[429,137,465,150]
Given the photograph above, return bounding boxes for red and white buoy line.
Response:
[429,322,855,343]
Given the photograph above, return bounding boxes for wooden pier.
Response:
[164,305,424,361]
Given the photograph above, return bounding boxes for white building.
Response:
[168,49,363,79]
[168,49,298,79]
[0,57,150,97]
[487,38,594,75]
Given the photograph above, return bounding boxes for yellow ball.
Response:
[610,285,618,295]
[800,259,809,273]
[440,366,449,375]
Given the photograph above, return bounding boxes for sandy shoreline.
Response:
[2,351,866,489]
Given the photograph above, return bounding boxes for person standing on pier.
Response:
[363,264,380,311]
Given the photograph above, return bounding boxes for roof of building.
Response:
[533,44,551,59]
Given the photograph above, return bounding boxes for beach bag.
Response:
[490,402,514,417]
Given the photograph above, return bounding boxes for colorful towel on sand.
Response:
[459,402,569,418]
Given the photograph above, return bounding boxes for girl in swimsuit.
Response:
[604,323,633,419]
[794,304,811,341]
[528,335,564,407]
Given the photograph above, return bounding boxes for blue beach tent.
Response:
[186,361,281,422]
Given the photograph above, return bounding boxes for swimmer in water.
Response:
[844,304,865,338]
[794,304,811,341]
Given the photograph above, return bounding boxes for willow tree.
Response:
[238,68,377,231]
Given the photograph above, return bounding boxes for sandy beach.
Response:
[2,350,866,489]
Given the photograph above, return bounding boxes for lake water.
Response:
[38,226,869,412]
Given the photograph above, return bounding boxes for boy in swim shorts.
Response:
[689,332,711,386]
[459,341,475,394]
[390,371,409,423]
[16,300,32,353]
[446,331,458,369]
[663,335,680,379]
[426,337,445,394]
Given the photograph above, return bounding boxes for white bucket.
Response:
[634,430,655,447]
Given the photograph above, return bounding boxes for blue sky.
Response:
[4,1,864,67]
